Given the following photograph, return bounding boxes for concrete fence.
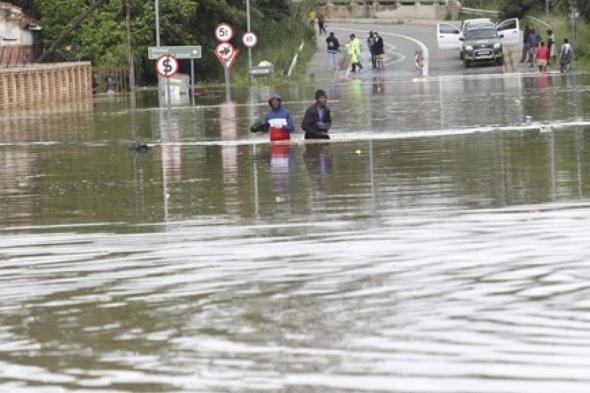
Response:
[317,0,459,20]
[0,62,92,111]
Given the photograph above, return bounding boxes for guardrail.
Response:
[459,7,553,30]
[317,0,448,5]
[460,7,500,16]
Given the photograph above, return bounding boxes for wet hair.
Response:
[547,29,553,35]
[350,34,355,39]
[540,41,545,46]
[564,38,569,43]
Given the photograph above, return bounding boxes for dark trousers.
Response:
[369,48,376,68]
[318,22,326,35]
[351,62,363,72]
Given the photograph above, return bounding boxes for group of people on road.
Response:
[251,89,332,141]
[521,26,574,74]
[323,31,386,74]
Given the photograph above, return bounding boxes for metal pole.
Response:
[246,0,253,80]
[166,78,171,107]
[190,59,195,106]
[126,0,135,92]
[546,0,549,16]
[155,0,161,47]
[224,67,231,102]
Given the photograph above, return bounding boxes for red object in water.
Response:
[270,127,290,141]
[271,144,290,156]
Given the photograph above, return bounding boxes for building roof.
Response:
[0,2,42,30]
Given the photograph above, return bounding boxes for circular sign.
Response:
[155,54,178,78]
[215,23,234,43]
[242,32,258,48]
[215,42,235,61]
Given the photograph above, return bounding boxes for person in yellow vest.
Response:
[308,10,317,31]
[345,34,363,73]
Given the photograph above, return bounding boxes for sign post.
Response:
[214,23,238,102]
[156,54,179,107]
[149,46,201,105]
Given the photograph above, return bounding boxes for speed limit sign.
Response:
[215,23,234,43]
[242,32,258,48]
[155,54,178,78]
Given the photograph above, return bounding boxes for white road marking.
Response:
[332,27,430,76]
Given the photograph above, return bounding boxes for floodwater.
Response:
[2,72,590,393]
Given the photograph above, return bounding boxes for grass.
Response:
[529,14,590,72]
[231,2,316,86]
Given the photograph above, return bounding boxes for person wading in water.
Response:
[302,89,331,140]
[250,94,295,141]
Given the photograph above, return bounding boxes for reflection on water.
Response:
[2,73,590,392]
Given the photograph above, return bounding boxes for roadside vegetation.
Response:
[10,0,316,85]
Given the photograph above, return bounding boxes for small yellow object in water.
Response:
[355,149,362,155]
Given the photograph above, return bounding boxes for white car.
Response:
[437,17,521,52]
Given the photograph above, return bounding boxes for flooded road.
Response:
[2,72,590,392]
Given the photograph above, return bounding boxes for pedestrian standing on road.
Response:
[346,34,363,73]
[367,31,376,69]
[250,94,295,141]
[547,29,557,63]
[414,50,424,78]
[527,29,540,68]
[560,38,574,74]
[520,25,531,64]
[537,41,549,73]
[326,32,340,71]
[373,32,385,69]
[318,13,327,36]
[302,89,331,140]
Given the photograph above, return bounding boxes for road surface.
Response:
[308,22,507,81]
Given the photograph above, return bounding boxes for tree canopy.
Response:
[10,0,308,83]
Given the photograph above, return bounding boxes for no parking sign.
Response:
[155,54,178,78]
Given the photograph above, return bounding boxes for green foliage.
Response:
[13,0,313,84]
[499,0,537,19]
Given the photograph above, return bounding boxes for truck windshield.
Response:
[466,29,498,40]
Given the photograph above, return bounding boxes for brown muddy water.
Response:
[1,73,590,393]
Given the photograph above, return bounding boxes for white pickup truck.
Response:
[436,17,521,55]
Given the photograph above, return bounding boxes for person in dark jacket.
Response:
[373,32,385,69]
[250,94,295,141]
[326,32,340,71]
[302,89,331,140]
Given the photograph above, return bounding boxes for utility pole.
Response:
[126,0,135,91]
[546,0,550,16]
[155,0,161,47]
[246,0,252,80]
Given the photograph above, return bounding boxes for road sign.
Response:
[242,32,258,48]
[148,46,201,60]
[216,42,235,62]
[215,23,234,42]
[215,43,240,69]
[156,54,178,78]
